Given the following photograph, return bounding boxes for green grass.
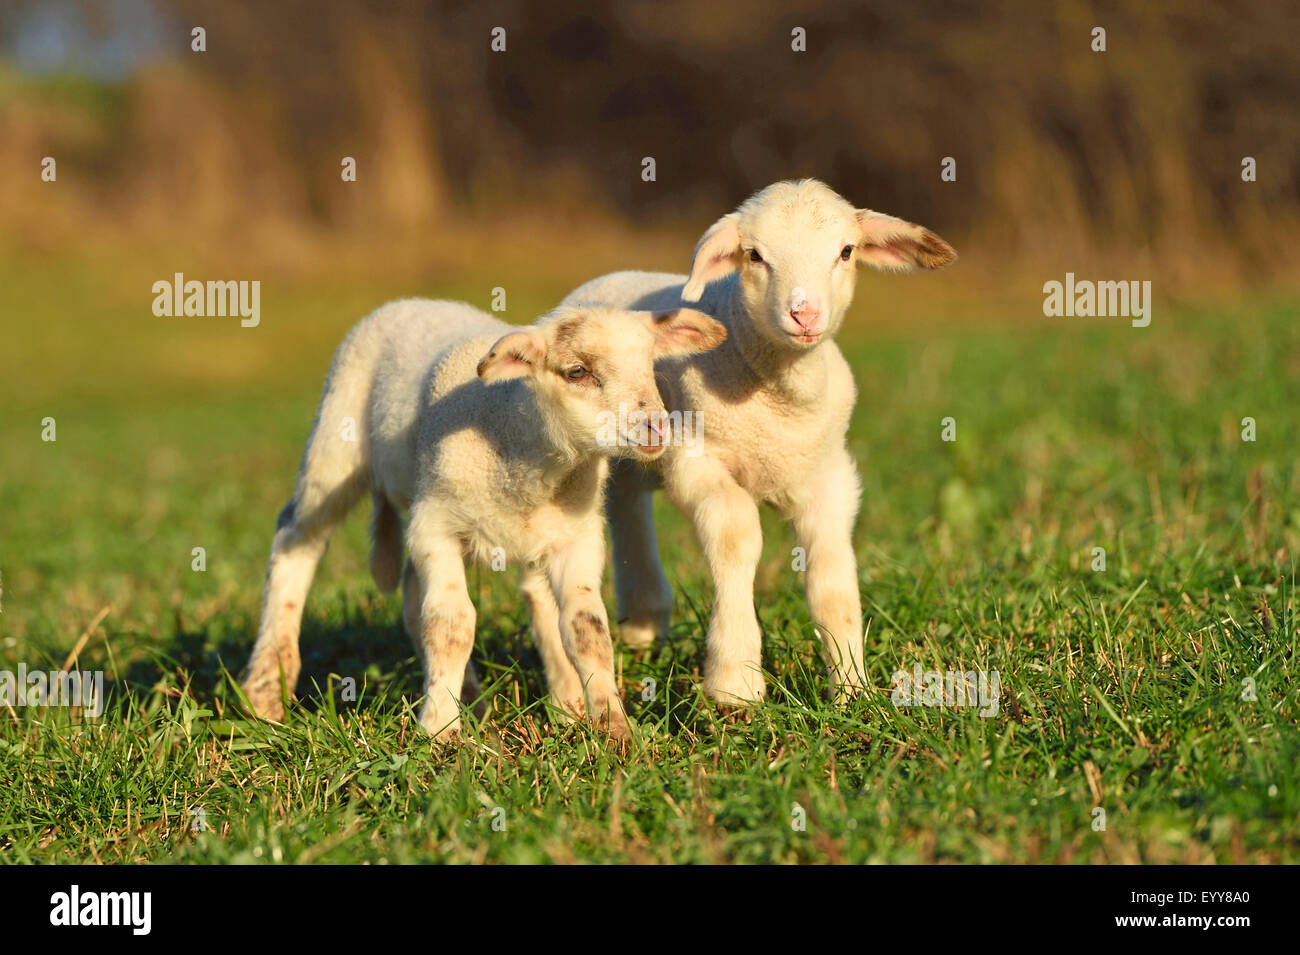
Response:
[1,253,1297,863]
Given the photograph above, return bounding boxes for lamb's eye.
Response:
[748,248,764,264]
[565,365,589,382]
[840,245,854,261]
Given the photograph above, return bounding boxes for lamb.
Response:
[239,297,726,740]
[561,179,956,704]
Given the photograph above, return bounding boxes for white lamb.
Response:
[562,179,956,704]
[239,298,726,740]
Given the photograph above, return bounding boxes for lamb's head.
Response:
[476,306,726,461]
[681,179,957,350]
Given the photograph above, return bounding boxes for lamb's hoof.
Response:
[712,702,755,725]
[419,704,464,743]
[829,679,867,705]
[550,694,585,725]
[704,672,766,709]
[241,681,288,722]
[424,723,462,745]
[617,618,659,651]
[602,718,632,751]
[589,700,632,745]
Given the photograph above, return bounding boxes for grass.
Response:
[1,247,1297,863]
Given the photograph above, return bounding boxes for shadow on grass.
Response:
[111,608,547,723]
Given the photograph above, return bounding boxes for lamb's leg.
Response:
[664,457,766,703]
[370,491,403,593]
[403,558,482,710]
[789,448,865,699]
[402,557,421,660]
[241,509,328,720]
[408,503,476,741]
[520,565,585,722]
[606,458,672,649]
[242,425,367,720]
[549,531,630,740]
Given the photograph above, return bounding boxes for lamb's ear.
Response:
[681,213,742,302]
[477,329,547,381]
[642,308,728,357]
[855,209,957,271]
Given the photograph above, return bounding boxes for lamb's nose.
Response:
[789,287,822,327]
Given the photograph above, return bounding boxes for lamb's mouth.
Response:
[788,330,821,345]
[623,435,667,456]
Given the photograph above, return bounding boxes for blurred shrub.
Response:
[1,0,1297,282]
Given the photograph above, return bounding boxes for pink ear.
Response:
[642,308,728,357]
[682,214,742,302]
[477,329,547,381]
[856,209,957,271]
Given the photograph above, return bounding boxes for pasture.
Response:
[1,246,1296,863]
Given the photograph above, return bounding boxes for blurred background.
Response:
[4,0,1299,287]
[2,0,1298,410]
